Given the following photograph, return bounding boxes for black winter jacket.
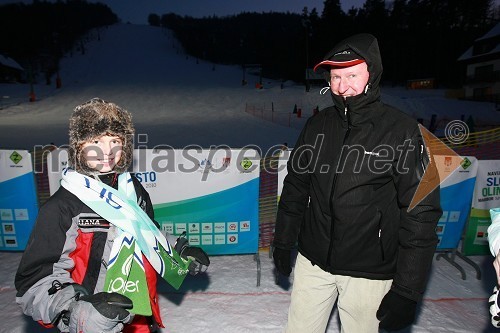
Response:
[273,34,442,302]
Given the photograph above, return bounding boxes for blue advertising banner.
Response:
[463,159,500,255]
[133,149,260,255]
[435,156,478,250]
[0,150,38,251]
[47,148,261,255]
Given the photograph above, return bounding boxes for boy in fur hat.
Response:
[15,98,209,333]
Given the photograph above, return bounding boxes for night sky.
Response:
[0,0,366,24]
[91,0,364,23]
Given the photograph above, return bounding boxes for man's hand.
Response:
[175,234,210,275]
[273,247,292,276]
[377,290,417,331]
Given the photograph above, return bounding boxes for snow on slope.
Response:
[0,24,303,152]
[1,23,498,153]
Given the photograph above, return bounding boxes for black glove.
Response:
[175,234,210,275]
[273,247,292,276]
[65,292,133,333]
[377,290,417,331]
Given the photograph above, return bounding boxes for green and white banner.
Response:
[133,148,260,255]
[47,148,261,255]
[47,148,68,196]
[0,150,38,250]
[463,160,500,255]
[435,156,478,250]
[277,149,291,202]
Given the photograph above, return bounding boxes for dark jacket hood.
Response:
[316,33,383,113]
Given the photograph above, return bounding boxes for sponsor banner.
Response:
[47,148,261,255]
[435,156,477,250]
[0,150,38,251]
[276,149,291,202]
[133,148,260,255]
[463,160,500,255]
[47,148,69,196]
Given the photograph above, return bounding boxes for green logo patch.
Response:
[10,151,22,164]
[240,158,253,171]
[461,157,471,170]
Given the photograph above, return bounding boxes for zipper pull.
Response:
[345,105,352,129]
[101,258,108,269]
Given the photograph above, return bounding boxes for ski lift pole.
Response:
[28,65,36,102]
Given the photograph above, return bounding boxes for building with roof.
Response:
[458,22,500,104]
[0,54,25,83]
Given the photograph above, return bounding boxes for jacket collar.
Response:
[330,85,381,126]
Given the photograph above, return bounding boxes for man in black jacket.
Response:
[272,33,442,332]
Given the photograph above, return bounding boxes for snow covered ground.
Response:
[1,23,500,332]
[0,250,498,333]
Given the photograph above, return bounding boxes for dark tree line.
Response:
[0,0,118,82]
[0,0,496,87]
[157,0,498,87]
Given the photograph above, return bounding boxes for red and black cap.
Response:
[313,48,365,72]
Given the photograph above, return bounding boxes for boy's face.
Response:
[81,135,123,173]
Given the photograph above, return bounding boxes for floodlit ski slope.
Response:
[1,23,498,152]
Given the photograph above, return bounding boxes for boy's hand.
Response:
[174,234,210,275]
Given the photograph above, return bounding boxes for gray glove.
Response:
[66,292,133,333]
[48,283,89,332]
[48,283,133,333]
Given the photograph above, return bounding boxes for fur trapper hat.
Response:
[68,97,134,175]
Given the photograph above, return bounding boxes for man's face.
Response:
[329,62,370,97]
[81,135,123,173]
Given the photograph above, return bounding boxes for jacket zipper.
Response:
[326,103,352,267]
[378,212,385,261]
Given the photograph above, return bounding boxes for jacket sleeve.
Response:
[15,194,78,326]
[488,208,500,256]
[391,127,442,302]
[273,120,312,250]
